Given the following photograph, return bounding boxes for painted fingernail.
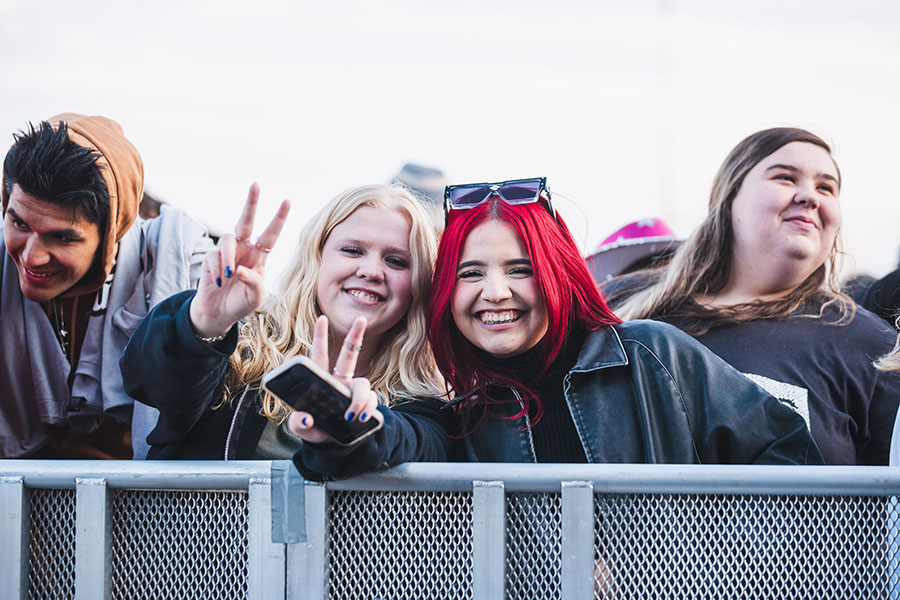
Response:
[216,277,222,288]
[345,411,355,422]
[359,412,368,422]
[225,266,233,278]
[301,416,308,427]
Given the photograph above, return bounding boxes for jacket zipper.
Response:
[224,387,251,460]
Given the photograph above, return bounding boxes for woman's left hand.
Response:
[287,315,381,444]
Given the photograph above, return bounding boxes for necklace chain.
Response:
[50,298,70,356]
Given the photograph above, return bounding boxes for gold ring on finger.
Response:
[255,241,272,253]
[332,367,353,378]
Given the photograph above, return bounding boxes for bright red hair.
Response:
[427,198,620,420]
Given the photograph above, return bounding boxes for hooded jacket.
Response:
[0,114,211,457]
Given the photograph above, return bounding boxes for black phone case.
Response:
[262,358,381,446]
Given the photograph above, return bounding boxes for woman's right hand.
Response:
[287,315,382,444]
[189,183,291,338]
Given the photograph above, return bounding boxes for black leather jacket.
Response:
[295,320,823,480]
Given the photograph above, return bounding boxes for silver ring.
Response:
[332,367,353,378]
[343,341,363,352]
[255,241,272,253]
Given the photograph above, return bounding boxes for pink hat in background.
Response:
[586,219,681,282]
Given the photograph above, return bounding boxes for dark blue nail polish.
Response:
[225,266,233,278]
[359,412,368,422]
[301,416,308,427]
[216,277,222,288]
[345,411,355,422]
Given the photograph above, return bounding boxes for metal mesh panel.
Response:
[593,493,900,600]
[110,490,249,600]
[328,490,474,600]
[506,492,562,600]
[28,489,76,600]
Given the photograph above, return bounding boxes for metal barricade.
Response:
[2,461,899,600]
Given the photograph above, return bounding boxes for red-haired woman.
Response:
[293,178,822,478]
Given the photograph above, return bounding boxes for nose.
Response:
[793,183,820,209]
[480,274,513,303]
[355,256,385,282]
[20,235,51,267]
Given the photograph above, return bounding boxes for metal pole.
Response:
[0,477,29,600]
[472,480,506,599]
[561,481,594,600]
[249,476,286,600]
[288,482,328,600]
[75,477,112,600]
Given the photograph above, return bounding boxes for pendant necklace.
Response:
[49,297,70,357]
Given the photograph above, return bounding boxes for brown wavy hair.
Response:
[608,127,854,333]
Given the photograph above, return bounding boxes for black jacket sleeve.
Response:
[863,266,900,327]
[120,290,238,453]
[292,398,455,481]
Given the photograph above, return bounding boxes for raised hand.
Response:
[190,183,291,338]
[287,315,382,444]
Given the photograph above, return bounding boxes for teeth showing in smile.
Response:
[347,289,382,302]
[25,267,54,279]
[479,311,521,325]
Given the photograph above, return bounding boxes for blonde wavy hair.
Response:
[610,127,854,331]
[876,324,900,372]
[223,184,444,421]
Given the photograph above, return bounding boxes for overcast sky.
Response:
[2,0,898,287]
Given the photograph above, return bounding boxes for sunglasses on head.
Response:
[443,177,555,225]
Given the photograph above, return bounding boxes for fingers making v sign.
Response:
[288,315,383,445]
[190,183,291,339]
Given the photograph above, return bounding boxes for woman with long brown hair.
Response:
[604,128,900,464]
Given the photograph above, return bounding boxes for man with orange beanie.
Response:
[1,114,213,458]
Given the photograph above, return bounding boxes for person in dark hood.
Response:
[1,113,213,458]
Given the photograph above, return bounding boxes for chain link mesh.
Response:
[327,490,474,600]
[593,493,900,599]
[506,492,562,600]
[28,489,76,600]
[110,490,249,600]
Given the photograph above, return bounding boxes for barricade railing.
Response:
[2,461,899,600]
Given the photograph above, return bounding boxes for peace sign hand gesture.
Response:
[190,183,291,339]
[287,315,382,445]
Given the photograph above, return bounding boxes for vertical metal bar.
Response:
[75,477,112,600]
[1,477,29,600]
[249,476,286,600]
[472,480,506,599]
[561,481,594,600]
[287,482,328,600]
[270,461,306,543]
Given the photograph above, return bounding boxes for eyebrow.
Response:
[6,208,85,239]
[337,238,410,256]
[766,164,839,184]
[457,258,532,271]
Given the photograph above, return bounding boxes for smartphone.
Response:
[262,356,382,446]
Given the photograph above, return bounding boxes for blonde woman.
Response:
[603,127,900,465]
[122,183,444,459]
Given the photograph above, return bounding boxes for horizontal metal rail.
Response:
[0,459,272,489]
[325,462,900,495]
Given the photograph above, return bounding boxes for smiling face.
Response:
[3,184,102,303]
[316,205,413,344]
[729,141,841,294]
[450,219,549,358]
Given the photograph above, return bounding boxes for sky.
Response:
[2,0,898,288]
